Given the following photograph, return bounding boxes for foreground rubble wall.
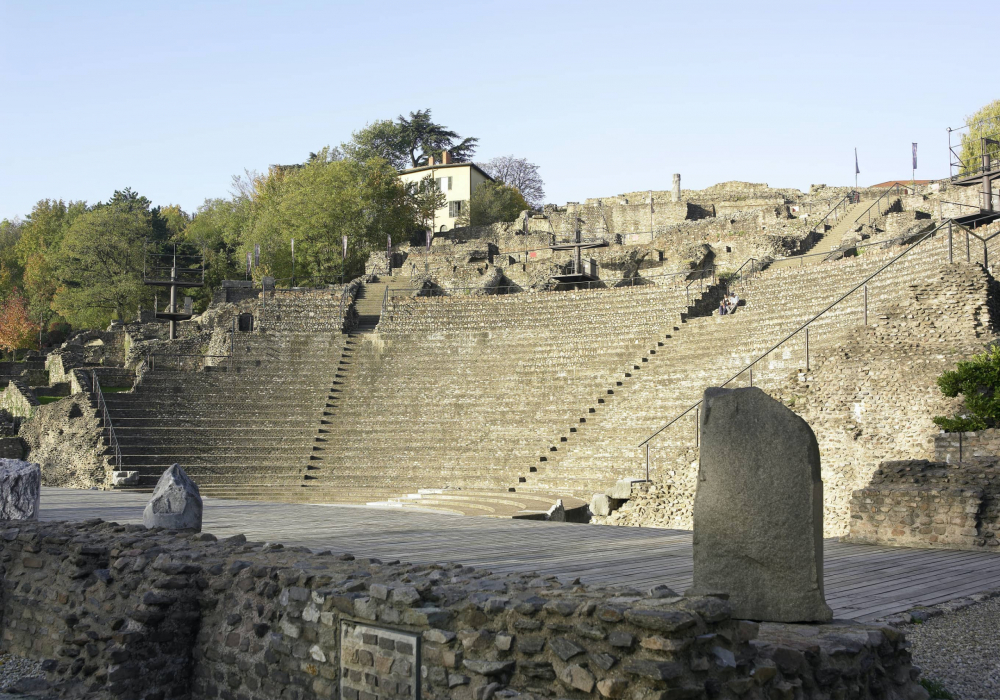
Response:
[0,520,926,700]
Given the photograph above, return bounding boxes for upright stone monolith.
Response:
[0,459,40,520]
[687,387,832,622]
[143,464,203,531]
[671,173,681,202]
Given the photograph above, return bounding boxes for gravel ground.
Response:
[0,653,45,692]
[904,596,1000,700]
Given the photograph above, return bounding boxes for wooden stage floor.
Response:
[40,488,1000,623]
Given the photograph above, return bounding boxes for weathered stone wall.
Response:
[18,394,106,489]
[845,459,1000,551]
[0,520,927,700]
[0,380,39,419]
[770,263,1000,534]
[934,428,1000,466]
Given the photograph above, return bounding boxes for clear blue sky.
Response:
[1,1,996,221]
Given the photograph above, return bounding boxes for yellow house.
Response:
[398,152,494,232]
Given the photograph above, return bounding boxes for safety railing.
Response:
[636,214,968,474]
[91,371,121,472]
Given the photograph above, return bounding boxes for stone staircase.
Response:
[352,276,412,332]
[771,198,894,270]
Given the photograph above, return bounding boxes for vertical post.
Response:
[984,240,989,271]
[948,221,953,263]
[230,317,235,373]
[645,442,649,482]
[959,431,963,464]
[749,366,753,387]
[168,258,177,341]
[805,327,810,371]
[694,408,700,448]
[967,230,971,262]
[863,284,868,325]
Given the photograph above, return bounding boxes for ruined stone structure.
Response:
[845,459,1000,550]
[17,180,1000,540]
[0,519,928,699]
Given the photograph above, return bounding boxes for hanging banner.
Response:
[426,231,432,251]
[246,252,251,277]
[254,244,260,268]
[855,148,860,175]
[342,235,348,259]
[912,143,918,170]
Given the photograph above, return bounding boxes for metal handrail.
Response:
[851,183,904,226]
[638,215,953,448]
[91,371,121,472]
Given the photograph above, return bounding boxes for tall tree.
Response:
[411,176,447,232]
[959,99,1000,175]
[52,203,152,326]
[0,290,39,360]
[479,156,546,208]
[457,182,529,227]
[343,109,478,169]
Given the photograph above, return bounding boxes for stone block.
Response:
[143,464,203,532]
[112,471,140,487]
[0,459,40,520]
[607,479,645,500]
[688,387,832,623]
[590,493,610,516]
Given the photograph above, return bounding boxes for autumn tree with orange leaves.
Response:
[0,291,39,360]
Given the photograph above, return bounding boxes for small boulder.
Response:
[143,464,202,531]
[590,493,611,517]
[0,459,41,520]
[112,470,140,487]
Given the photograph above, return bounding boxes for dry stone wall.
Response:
[844,459,1000,550]
[769,262,1000,535]
[0,520,927,700]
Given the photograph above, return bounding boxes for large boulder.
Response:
[688,387,832,623]
[0,459,41,520]
[143,464,203,531]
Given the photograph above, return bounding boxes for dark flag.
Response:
[855,148,860,175]
[254,244,260,268]
[246,252,251,277]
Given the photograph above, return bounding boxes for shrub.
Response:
[933,345,1000,432]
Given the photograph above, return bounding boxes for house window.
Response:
[449,200,463,218]
[438,177,452,191]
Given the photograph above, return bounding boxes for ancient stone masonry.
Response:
[0,520,928,700]
[769,262,1000,535]
[845,459,1000,551]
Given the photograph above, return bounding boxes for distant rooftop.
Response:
[869,180,933,188]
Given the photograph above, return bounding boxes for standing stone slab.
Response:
[688,387,832,622]
[143,464,203,531]
[341,621,420,700]
[0,459,40,520]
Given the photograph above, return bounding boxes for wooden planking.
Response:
[38,488,1000,621]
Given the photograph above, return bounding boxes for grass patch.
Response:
[920,679,954,699]
[36,395,64,405]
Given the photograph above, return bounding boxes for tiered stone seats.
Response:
[529,231,956,497]
[104,333,345,499]
[298,284,697,503]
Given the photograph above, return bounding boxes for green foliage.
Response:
[457,182,529,227]
[238,149,416,284]
[919,678,954,700]
[343,109,477,169]
[932,345,1000,432]
[412,176,447,232]
[52,202,152,327]
[958,99,1000,175]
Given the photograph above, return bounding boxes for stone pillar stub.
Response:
[672,173,681,202]
[687,387,832,623]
